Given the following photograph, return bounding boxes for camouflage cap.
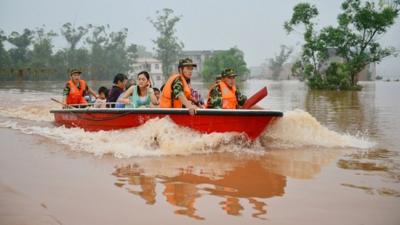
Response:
[178,58,197,68]
[69,69,82,76]
[221,68,237,77]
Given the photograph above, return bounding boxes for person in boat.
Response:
[159,58,199,115]
[93,86,108,108]
[118,71,158,108]
[152,87,160,101]
[107,73,128,108]
[186,79,205,108]
[63,69,98,108]
[206,68,247,109]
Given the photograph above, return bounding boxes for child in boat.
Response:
[94,86,108,108]
[118,71,158,108]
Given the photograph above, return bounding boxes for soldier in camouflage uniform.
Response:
[207,68,247,109]
[159,58,199,114]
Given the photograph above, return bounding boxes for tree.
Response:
[285,0,399,90]
[268,45,293,80]
[136,45,153,58]
[149,8,184,79]
[201,47,249,82]
[284,3,327,87]
[7,28,34,77]
[0,30,11,77]
[333,0,399,85]
[2,23,138,81]
[104,28,137,78]
[30,26,57,79]
[86,25,109,79]
[60,23,90,69]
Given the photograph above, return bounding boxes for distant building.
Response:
[181,50,222,79]
[130,57,163,82]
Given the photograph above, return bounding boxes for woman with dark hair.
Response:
[118,71,158,108]
[107,73,128,108]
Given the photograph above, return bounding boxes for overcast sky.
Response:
[1,0,399,77]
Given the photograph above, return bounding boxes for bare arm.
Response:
[150,92,159,107]
[178,93,198,115]
[118,86,134,104]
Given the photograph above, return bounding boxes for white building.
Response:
[130,57,163,82]
[181,50,222,79]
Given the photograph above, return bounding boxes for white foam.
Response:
[261,109,376,149]
[0,107,376,158]
[0,117,260,157]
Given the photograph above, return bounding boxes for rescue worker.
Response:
[159,58,199,115]
[63,69,97,108]
[206,68,247,109]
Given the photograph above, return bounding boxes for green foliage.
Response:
[30,26,57,79]
[201,47,249,82]
[60,23,90,70]
[136,45,153,58]
[0,23,138,81]
[7,29,34,71]
[285,0,399,90]
[0,30,11,74]
[268,45,293,80]
[149,8,184,79]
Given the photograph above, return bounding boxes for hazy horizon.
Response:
[1,0,399,78]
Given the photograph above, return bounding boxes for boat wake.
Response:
[261,109,375,149]
[0,103,375,158]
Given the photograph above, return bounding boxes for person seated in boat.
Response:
[118,71,158,108]
[153,87,160,101]
[187,79,205,108]
[93,86,108,108]
[159,58,199,115]
[206,68,247,109]
[107,73,128,108]
[63,69,98,108]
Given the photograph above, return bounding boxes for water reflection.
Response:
[337,148,400,197]
[304,87,377,135]
[112,150,341,220]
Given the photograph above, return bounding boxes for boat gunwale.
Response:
[50,108,283,117]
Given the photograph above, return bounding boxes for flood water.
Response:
[0,79,399,225]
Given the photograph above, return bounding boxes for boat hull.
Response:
[50,108,283,140]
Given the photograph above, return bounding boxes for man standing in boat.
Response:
[63,69,97,107]
[206,68,247,109]
[159,58,199,115]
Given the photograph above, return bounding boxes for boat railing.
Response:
[64,102,124,108]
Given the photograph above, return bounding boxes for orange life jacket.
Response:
[218,81,238,109]
[159,74,192,108]
[66,79,88,105]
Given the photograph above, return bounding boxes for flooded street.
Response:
[0,80,399,225]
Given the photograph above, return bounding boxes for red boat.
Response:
[50,108,283,140]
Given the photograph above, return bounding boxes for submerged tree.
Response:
[285,0,399,90]
[149,8,184,79]
[268,45,293,80]
[201,47,249,82]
